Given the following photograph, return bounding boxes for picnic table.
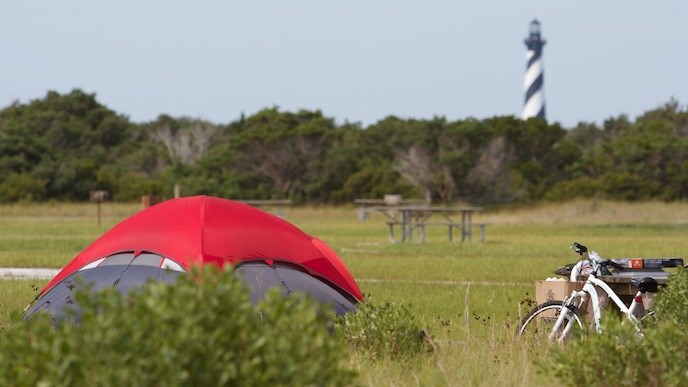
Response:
[364,205,486,243]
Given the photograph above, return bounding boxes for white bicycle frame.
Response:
[549,253,644,343]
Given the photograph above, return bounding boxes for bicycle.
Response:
[517,242,665,343]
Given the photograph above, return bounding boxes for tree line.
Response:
[1,89,687,204]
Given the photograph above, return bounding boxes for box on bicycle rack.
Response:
[535,279,620,319]
[535,279,583,305]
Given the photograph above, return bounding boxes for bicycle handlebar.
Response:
[570,242,620,279]
[604,260,625,270]
[571,242,588,255]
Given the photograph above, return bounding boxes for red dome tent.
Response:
[25,196,362,321]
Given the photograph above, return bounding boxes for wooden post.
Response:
[89,190,109,226]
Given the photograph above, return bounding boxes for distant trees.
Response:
[152,120,217,166]
[233,108,338,199]
[553,100,688,201]
[1,89,687,204]
[0,90,135,201]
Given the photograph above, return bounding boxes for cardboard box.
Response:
[534,280,586,319]
[535,280,583,305]
[535,279,624,319]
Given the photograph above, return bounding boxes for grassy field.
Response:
[2,199,688,385]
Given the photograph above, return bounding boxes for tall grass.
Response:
[2,199,688,385]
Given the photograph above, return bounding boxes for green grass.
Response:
[0,280,43,329]
[3,200,688,385]
[0,202,141,268]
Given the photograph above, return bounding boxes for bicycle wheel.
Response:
[517,300,583,341]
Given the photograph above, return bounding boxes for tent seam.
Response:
[200,196,207,264]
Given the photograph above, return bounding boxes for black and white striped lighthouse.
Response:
[522,19,546,120]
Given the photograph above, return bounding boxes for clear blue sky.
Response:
[2,1,687,128]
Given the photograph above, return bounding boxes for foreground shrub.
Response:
[335,295,431,360]
[0,266,356,386]
[651,267,688,327]
[549,268,688,386]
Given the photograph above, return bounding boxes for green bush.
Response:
[601,172,660,201]
[0,266,356,386]
[0,172,46,202]
[544,177,601,201]
[651,267,688,327]
[335,295,431,360]
[549,268,688,386]
[113,171,163,201]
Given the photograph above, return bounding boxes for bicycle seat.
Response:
[630,277,659,293]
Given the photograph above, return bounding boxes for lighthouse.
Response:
[522,19,546,120]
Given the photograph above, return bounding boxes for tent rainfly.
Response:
[24,196,363,322]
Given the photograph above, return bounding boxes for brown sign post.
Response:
[89,190,109,226]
